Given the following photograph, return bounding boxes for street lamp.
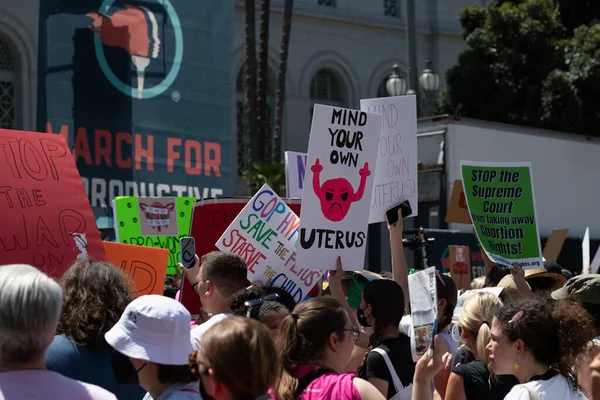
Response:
[419,60,440,116]
[386,64,407,97]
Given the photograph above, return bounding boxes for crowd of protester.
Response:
[1,210,600,400]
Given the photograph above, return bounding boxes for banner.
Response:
[360,96,418,223]
[297,105,382,271]
[182,198,302,315]
[113,196,195,273]
[104,242,168,296]
[461,161,543,269]
[285,151,307,198]
[216,185,324,303]
[0,129,105,277]
[37,0,234,213]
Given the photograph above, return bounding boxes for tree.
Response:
[441,0,600,136]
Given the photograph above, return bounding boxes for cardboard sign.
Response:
[297,105,382,271]
[461,162,543,269]
[113,197,195,274]
[542,228,569,262]
[285,151,307,198]
[104,242,168,297]
[590,247,600,274]
[216,185,324,303]
[449,245,471,290]
[181,198,302,315]
[446,180,472,224]
[0,129,105,278]
[360,96,418,223]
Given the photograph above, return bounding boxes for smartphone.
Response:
[180,237,196,269]
[386,200,413,225]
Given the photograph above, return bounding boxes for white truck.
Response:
[416,116,600,239]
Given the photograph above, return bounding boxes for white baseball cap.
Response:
[105,295,195,365]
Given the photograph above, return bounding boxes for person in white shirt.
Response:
[487,298,593,400]
[182,251,248,346]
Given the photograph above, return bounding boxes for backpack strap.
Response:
[370,347,405,393]
[295,368,334,397]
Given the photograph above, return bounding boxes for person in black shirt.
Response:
[445,292,515,400]
[357,279,415,399]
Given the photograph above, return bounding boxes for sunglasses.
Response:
[244,293,280,319]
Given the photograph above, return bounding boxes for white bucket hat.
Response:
[105,295,195,365]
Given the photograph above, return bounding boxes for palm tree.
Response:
[256,0,271,161]
[244,0,258,162]
[273,0,294,162]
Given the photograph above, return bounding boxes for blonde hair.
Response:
[471,276,486,290]
[201,317,278,398]
[458,292,502,364]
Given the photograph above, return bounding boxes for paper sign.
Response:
[542,228,569,262]
[583,227,590,273]
[104,242,168,297]
[450,245,471,290]
[445,180,472,224]
[461,162,543,269]
[0,129,105,278]
[113,197,195,274]
[590,247,600,274]
[181,198,303,315]
[216,184,324,303]
[361,96,418,223]
[297,105,382,271]
[408,267,437,362]
[285,151,307,198]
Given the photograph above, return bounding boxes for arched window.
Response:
[310,69,346,109]
[236,66,277,175]
[0,38,17,129]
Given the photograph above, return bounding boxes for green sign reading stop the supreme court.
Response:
[460,161,543,269]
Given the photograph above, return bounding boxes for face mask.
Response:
[110,351,146,384]
[357,307,370,327]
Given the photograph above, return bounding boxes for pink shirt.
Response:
[0,370,117,400]
[296,365,361,400]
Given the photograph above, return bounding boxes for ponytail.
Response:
[476,321,492,365]
[274,313,300,400]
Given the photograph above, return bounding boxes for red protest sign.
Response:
[0,129,105,277]
[181,198,301,315]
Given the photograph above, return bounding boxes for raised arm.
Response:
[388,208,410,312]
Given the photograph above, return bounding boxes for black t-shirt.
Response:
[452,360,519,400]
[454,346,476,366]
[364,335,415,399]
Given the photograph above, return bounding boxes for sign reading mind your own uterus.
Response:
[296,105,382,271]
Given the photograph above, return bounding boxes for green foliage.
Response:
[238,161,286,197]
[442,0,600,136]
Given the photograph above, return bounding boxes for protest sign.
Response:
[0,129,105,278]
[216,184,324,303]
[285,151,307,198]
[361,96,417,223]
[591,247,600,274]
[449,245,471,290]
[461,162,543,269]
[181,198,302,315]
[583,227,590,273]
[113,197,195,274]
[445,180,472,224]
[408,267,437,362]
[297,105,382,271]
[542,228,569,262]
[104,242,168,296]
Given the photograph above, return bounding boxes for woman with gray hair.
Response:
[0,264,116,400]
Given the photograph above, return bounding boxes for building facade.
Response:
[1,0,480,177]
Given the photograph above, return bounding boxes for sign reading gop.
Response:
[296,105,382,271]
[37,0,234,213]
[216,184,324,303]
